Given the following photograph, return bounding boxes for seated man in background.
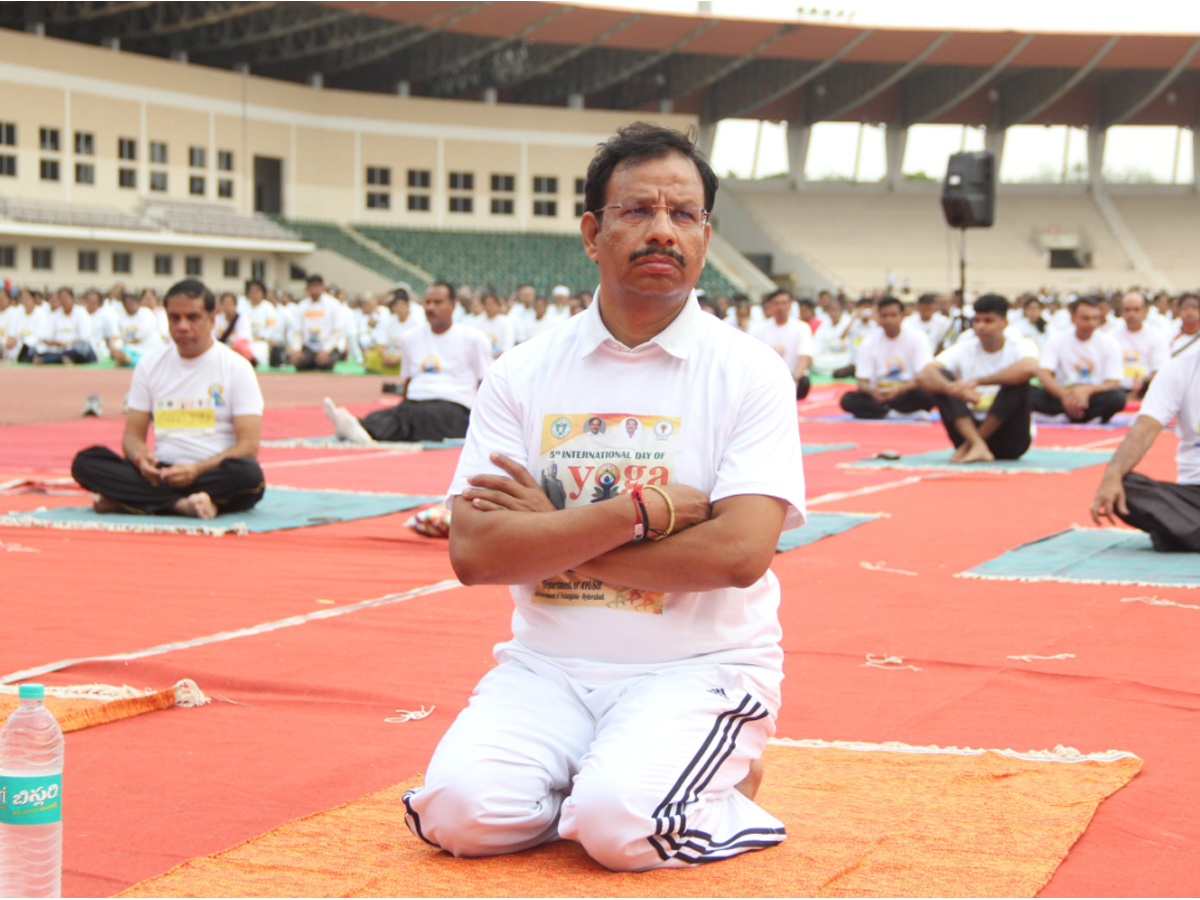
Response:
[916,294,1038,463]
[1169,294,1200,357]
[752,288,814,399]
[1091,348,1200,551]
[72,279,265,520]
[1112,290,1169,398]
[287,274,344,371]
[840,296,935,419]
[109,289,165,367]
[1032,296,1125,423]
[324,281,492,443]
[35,287,96,364]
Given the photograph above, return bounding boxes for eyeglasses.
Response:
[599,202,710,229]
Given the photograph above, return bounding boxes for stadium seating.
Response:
[140,198,299,241]
[1110,192,1200,291]
[283,219,424,289]
[0,195,159,232]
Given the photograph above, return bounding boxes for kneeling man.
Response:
[72,279,265,519]
[402,124,805,871]
[916,294,1038,462]
[1091,350,1200,551]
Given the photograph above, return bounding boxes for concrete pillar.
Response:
[234,62,250,75]
[309,72,324,89]
[786,121,811,188]
[984,126,1006,175]
[658,98,674,114]
[102,36,120,51]
[171,49,188,64]
[396,80,411,96]
[567,92,584,109]
[25,22,44,36]
[1087,127,1106,189]
[698,122,717,160]
[483,86,497,105]
[885,124,908,190]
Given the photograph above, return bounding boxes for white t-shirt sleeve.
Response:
[934,341,965,378]
[1100,334,1123,382]
[126,355,153,412]
[1040,333,1061,374]
[228,355,265,417]
[446,364,528,503]
[709,368,806,529]
[1140,354,1189,428]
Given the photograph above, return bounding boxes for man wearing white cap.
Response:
[549,285,572,322]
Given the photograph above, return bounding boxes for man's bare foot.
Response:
[173,492,218,519]
[92,494,122,514]
[324,396,375,444]
[734,758,764,801]
[958,441,995,464]
[949,443,968,462]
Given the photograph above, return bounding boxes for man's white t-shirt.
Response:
[446,294,806,712]
[904,313,949,352]
[1041,329,1123,387]
[400,323,493,409]
[751,318,815,374]
[6,305,49,351]
[936,333,1039,411]
[1112,322,1170,390]
[127,341,264,465]
[43,306,92,349]
[472,313,516,358]
[1139,350,1200,484]
[291,294,344,352]
[856,328,931,388]
[116,307,164,351]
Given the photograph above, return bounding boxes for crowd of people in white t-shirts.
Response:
[3,275,1198,399]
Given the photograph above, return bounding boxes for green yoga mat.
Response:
[847,447,1111,474]
[963,528,1200,588]
[0,487,443,536]
[776,512,880,552]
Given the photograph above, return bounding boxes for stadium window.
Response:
[189,146,206,168]
[189,176,206,196]
[185,255,202,276]
[0,155,16,177]
[223,258,240,278]
[154,254,172,276]
[39,128,60,152]
[366,191,390,209]
[491,173,514,192]
[118,167,136,189]
[0,246,14,268]
[251,259,266,281]
[574,177,585,195]
[75,163,94,185]
[150,171,167,192]
[407,194,430,212]
[533,200,557,217]
[39,159,59,182]
[118,138,137,161]
[78,250,98,273]
[449,196,473,214]
[32,247,53,270]
[75,132,95,155]
[217,150,234,171]
[149,141,167,164]
[574,202,586,218]
[449,171,473,191]
[366,166,391,186]
[491,198,514,216]
[217,178,234,198]
[0,123,14,146]
[533,176,557,194]
[407,169,431,189]
[112,252,132,274]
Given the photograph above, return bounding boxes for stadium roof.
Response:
[4,1,1200,129]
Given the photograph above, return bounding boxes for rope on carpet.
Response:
[768,736,1140,763]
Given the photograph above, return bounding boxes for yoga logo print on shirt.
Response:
[153,396,216,434]
[533,412,680,615]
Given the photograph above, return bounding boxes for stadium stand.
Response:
[1110,191,1200,290]
[141,198,300,241]
[282,220,430,290]
[0,196,160,232]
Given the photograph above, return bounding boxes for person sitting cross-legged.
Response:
[1032,295,1126,423]
[916,293,1039,463]
[71,279,265,520]
[1091,348,1200,551]
[839,296,935,419]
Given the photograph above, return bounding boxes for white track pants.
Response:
[403,659,784,871]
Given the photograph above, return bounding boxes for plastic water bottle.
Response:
[0,684,64,898]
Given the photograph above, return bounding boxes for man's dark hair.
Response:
[855,297,874,308]
[1068,295,1101,315]
[245,278,266,295]
[974,293,1009,317]
[429,280,456,299]
[763,288,791,306]
[58,286,74,299]
[392,287,409,303]
[797,298,815,312]
[917,293,936,305]
[306,273,324,286]
[164,278,216,312]
[1178,293,1200,309]
[877,296,902,313]
[585,122,718,221]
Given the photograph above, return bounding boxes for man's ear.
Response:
[581,212,601,263]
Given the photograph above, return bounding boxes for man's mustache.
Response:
[629,246,686,266]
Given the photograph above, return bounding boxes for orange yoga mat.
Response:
[0,682,203,733]
[118,740,1140,898]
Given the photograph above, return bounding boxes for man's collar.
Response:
[581,288,700,360]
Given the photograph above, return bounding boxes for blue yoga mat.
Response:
[847,447,1111,473]
[964,528,1200,588]
[1,487,443,536]
[802,443,857,455]
[776,512,880,552]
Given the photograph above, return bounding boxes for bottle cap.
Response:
[18,684,44,700]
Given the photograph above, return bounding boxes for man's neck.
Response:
[1074,328,1094,342]
[430,321,452,335]
[883,327,901,340]
[597,290,689,348]
[981,334,1005,354]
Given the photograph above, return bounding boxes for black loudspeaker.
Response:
[941,151,995,228]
